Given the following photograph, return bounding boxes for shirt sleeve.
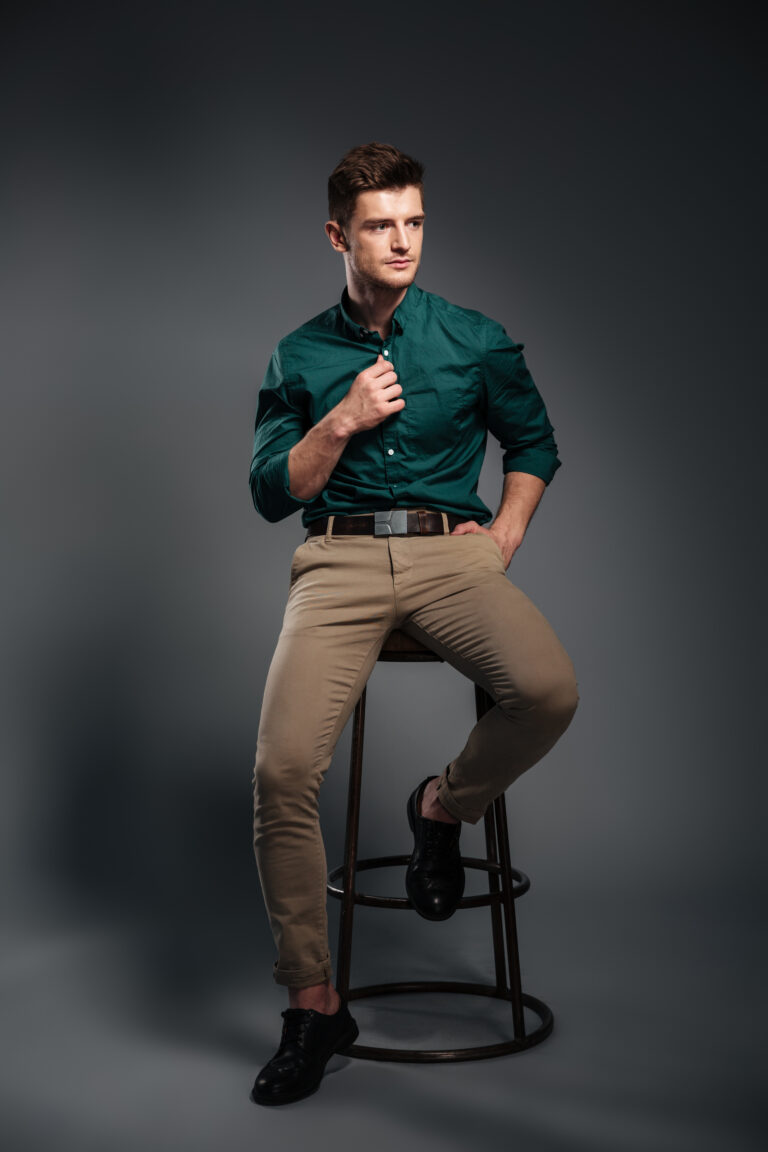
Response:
[482,319,561,485]
[249,349,315,522]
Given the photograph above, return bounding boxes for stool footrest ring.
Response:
[327,854,530,908]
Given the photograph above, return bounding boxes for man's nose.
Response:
[391,225,410,251]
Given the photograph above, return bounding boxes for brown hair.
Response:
[328,141,425,232]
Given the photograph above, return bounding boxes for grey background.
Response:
[1,1,765,1149]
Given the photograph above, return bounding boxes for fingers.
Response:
[355,353,404,417]
[370,353,397,377]
[367,356,398,391]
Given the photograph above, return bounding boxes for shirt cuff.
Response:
[250,449,315,522]
[502,452,561,486]
[278,449,315,506]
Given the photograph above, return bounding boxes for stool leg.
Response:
[475,685,508,997]
[495,793,527,1039]
[483,807,508,996]
[336,685,366,1000]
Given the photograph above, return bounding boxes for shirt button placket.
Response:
[382,337,399,498]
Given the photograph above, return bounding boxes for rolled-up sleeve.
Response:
[483,319,561,485]
[249,350,315,522]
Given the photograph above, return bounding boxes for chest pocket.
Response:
[403,363,479,436]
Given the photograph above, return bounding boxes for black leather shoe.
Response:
[406,774,465,921]
[250,1000,359,1106]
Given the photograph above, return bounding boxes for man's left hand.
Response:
[449,521,522,570]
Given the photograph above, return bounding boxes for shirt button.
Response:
[383,349,389,357]
[387,448,394,456]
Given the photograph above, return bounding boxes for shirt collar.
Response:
[339,282,420,338]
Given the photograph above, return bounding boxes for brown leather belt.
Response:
[305,509,463,539]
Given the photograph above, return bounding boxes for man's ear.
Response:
[325,220,349,253]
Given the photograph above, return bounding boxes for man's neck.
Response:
[344,280,408,340]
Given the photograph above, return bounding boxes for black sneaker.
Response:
[406,774,465,920]
[251,1000,359,1106]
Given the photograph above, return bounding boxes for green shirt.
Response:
[250,282,561,526]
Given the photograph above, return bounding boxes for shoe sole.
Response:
[250,1019,360,1107]
[406,781,464,921]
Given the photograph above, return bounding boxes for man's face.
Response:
[332,185,425,292]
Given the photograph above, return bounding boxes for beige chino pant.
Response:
[253,513,579,988]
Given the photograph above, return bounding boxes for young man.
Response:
[248,142,579,1105]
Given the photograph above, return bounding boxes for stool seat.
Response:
[377,627,443,660]
[327,627,554,1062]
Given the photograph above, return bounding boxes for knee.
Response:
[503,662,579,729]
[545,669,579,728]
[253,743,321,808]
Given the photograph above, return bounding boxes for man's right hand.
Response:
[287,355,404,502]
[338,354,405,434]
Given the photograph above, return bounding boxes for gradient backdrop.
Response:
[1,2,765,1149]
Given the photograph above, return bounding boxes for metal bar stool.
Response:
[327,627,554,1062]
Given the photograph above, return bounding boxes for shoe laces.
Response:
[280,1008,313,1050]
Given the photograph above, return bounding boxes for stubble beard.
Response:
[350,251,419,297]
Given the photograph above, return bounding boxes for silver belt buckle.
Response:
[374,509,409,536]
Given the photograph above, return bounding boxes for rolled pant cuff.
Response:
[272,955,333,989]
[434,769,487,826]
